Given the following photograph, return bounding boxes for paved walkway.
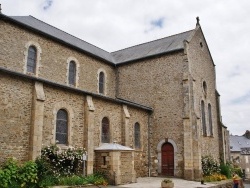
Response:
[106,177,220,188]
[106,177,250,188]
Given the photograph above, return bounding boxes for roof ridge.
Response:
[111,29,194,53]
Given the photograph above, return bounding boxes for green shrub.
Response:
[233,167,243,178]
[0,158,38,188]
[58,175,87,185]
[0,158,19,188]
[220,162,233,178]
[18,160,38,187]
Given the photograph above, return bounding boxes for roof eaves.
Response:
[115,48,184,66]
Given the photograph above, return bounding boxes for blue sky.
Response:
[1,0,250,135]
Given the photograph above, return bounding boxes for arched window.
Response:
[101,117,110,143]
[208,103,213,136]
[99,71,105,94]
[27,46,37,73]
[201,100,207,136]
[56,109,68,144]
[68,61,76,86]
[134,122,141,148]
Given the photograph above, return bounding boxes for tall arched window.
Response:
[101,117,110,143]
[27,46,37,73]
[56,109,68,144]
[208,103,213,136]
[68,61,76,86]
[201,100,207,136]
[99,71,105,94]
[134,122,141,148]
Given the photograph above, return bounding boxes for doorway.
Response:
[161,142,174,176]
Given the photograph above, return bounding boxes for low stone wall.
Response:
[197,179,240,188]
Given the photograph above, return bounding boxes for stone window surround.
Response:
[201,100,207,136]
[208,103,213,136]
[97,68,107,95]
[200,98,214,137]
[23,41,42,76]
[134,122,143,150]
[52,101,74,147]
[99,116,112,144]
[202,80,207,97]
[66,57,80,88]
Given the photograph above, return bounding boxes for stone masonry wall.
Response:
[0,19,116,98]
[187,27,220,159]
[117,52,186,177]
[0,73,33,164]
[42,84,85,148]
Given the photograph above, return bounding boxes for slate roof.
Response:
[111,30,194,64]
[9,16,114,63]
[230,135,250,152]
[1,14,195,65]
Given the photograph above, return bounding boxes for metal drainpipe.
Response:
[147,111,152,177]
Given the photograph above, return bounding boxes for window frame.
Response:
[56,109,68,145]
[208,103,213,136]
[134,122,141,149]
[99,71,105,94]
[68,60,76,86]
[201,100,207,136]
[27,45,37,74]
[101,117,110,143]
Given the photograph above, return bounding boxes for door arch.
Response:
[161,142,174,176]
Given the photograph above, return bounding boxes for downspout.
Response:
[115,64,119,98]
[147,111,152,177]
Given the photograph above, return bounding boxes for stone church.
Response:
[0,10,230,184]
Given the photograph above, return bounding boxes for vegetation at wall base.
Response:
[0,145,108,187]
[201,155,243,183]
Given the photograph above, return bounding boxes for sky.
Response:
[1,0,250,136]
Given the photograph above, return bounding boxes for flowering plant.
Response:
[40,144,86,177]
[201,155,220,176]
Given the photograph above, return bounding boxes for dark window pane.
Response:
[208,104,213,135]
[201,100,207,136]
[134,123,141,148]
[99,72,104,94]
[56,109,68,144]
[68,61,76,85]
[27,46,37,73]
[101,117,110,143]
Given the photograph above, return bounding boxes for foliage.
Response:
[0,145,108,187]
[84,174,108,186]
[220,161,233,178]
[0,158,38,188]
[40,144,86,177]
[201,155,220,176]
[18,160,38,187]
[0,158,19,188]
[203,173,227,182]
[35,157,58,187]
[232,167,243,178]
[162,178,173,183]
[58,175,87,185]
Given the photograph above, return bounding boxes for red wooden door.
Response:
[161,142,174,176]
